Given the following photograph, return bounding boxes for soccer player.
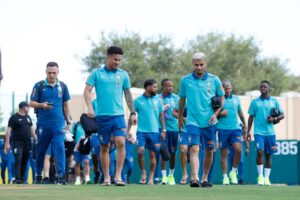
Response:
[247,80,284,186]
[84,46,137,186]
[217,80,247,185]
[178,52,224,188]
[128,79,166,185]
[159,79,180,185]
[30,62,72,184]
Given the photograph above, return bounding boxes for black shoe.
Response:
[35,176,42,184]
[126,177,131,184]
[200,181,212,188]
[190,180,200,187]
[99,175,104,184]
[238,179,245,185]
[110,176,115,184]
[94,171,100,184]
[42,177,50,184]
[57,176,67,185]
[15,180,23,184]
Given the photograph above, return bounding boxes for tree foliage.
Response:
[82,31,299,95]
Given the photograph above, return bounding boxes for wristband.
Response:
[130,112,136,116]
[162,129,166,132]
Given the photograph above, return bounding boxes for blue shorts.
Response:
[254,134,277,154]
[218,129,242,149]
[160,130,179,154]
[137,131,160,152]
[74,151,91,164]
[96,115,126,145]
[45,144,52,156]
[187,124,216,150]
[179,131,190,146]
[90,133,100,155]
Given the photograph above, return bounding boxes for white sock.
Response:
[76,176,80,182]
[161,170,167,177]
[85,175,90,182]
[223,174,228,178]
[264,168,271,178]
[169,169,174,176]
[257,165,264,176]
[231,167,237,173]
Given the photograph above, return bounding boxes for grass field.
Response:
[0,184,299,200]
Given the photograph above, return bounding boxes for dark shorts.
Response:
[218,129,242,149]
[96,115,126,145]
[255,134,277,154]
[136,131,160,153]
[187,124,217,150]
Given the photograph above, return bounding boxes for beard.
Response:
[149,91,157,96]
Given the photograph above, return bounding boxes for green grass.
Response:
[0,184,299,200]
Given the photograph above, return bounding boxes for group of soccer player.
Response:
[1,45,284,187]
[83,46,284,188]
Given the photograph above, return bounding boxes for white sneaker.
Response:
[75,179,81,185]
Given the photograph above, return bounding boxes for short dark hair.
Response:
[161,79,170,87]
[144,79,157,89]
[46,62,59,68]
[261,80,270,86]
[107,46,123,55]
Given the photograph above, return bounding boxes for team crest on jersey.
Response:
[171,100,175,106]
[207,81,212,93]
[153,99,158,109]
[116,74,121,87]
[27,117,31,123]
[58,84,62,97]
[270,101,274,108]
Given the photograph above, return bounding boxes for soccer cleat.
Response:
[257,175,264,185]
[168,176,176,185]
[74,179,81,185]
[161,176,168,185]
[229,171,238,184]
[222,176,230,185]
[264,178,271,186]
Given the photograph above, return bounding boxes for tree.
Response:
[82,31,299,95]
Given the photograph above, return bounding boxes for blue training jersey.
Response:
[217,95,242,130]
[30,79,70,126]
[134,94,163,132]
[86,66,131,116]
[178,71,224,128]
[248,96,284,135]
[158,93,179,131]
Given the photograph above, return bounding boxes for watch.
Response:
[66,122,72,125]
[130,112,137,116]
